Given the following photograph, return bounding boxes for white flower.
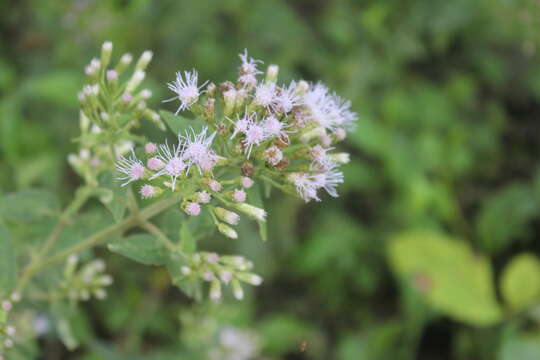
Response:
[253,82,276,108]
[264,146,283,166]
[272,81,302,114]
[238,49,262,88]
[288,172,320,202]
[229,111,254,139]
[150,141,187,190]
[181,126,222,173]
[262,115,291,139]
[164,70,208,114]
[116,150,145,186]
[312,164,344,198]
[240,114,269,158]
[303,82,357,131]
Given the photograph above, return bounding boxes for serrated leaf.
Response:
[108,234,168,266]
[0,189,60,223]
[388,231,502,326]
[0,221,17,296]
[159,110,201,135]
[500,253,540,311]
[98,172,128,222]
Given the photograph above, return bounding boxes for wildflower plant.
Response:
[0,42,356,357]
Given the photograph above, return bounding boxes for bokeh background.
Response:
[2,0,540,359]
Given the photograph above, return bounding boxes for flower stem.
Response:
[15,195,182,295]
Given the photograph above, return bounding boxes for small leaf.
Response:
[501,253,540,310]
[388,231,502,326]
[108,234,168,266]
[0,221,17,296]
[179,222,196,254]
[0,189,60,223]
[160,110,201,135]
[98,172,127,222]
[166,253,202,300]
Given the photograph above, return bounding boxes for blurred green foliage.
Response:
[2,0,540,359]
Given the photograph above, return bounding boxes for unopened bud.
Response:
[232,279,244,300]
[214,207,240,225]
[234,203,266,221]
[126,70,145,92]
[101,41,113,68]
[209,280,222,302]
[217,223,238,239]
[265,64,279,83]
[135,50,153,71]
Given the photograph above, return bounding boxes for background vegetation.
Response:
[2,0,540,359]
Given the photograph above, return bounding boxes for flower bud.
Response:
[232,189,247,203]
[217,223,238,239]
[126,70,145,93]
[329,152,350,164]
[135,50,153,71]
[265,64,279,83]
[116,53,133,74]
[232,279,244,300]
[237,272,263,286]
[184,202,201,216]
[214,207,240,225]
[234,203,266,221]
[106,70,118,83]
[209,279,222,302]
[197,191,211,204]
[101,41,113,68]
[241,177,253,188]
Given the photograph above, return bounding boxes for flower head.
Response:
[181,126,222,174]
[150,140,187,190]
[164,70,208,114]
[116,150,145,186]
[185,202,201,216]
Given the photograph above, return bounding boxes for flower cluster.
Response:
[59,256,113,302]
[104,47,355,301]
[71,41,165,185]
[116,49,355,218]
[179,253,262,302]
[0,293,21,359]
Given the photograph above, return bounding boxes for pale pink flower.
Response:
[122,92,133,103]
[334,127,347,141]
[272,81,302,114]
[140,185,156,199]
[209,179,222,192]
[203,271,214,281]
[220,270,233,284]
[288,172,320,202]
[185,202,201,216]
[233,189,247,203]
[163,70,208,114]
[238,49,262,88]
[150,141,187,190]
[147,157,164,170]
[197,191,211,204]
[264,146,283,166]
[106,70,118,82]
[262,115,291,139]
[229,111,254,139]
[253,82,276,108]
[241,177,254,188]
[145,142,157,154]
[181,126,222,174]
[116,150,145,186]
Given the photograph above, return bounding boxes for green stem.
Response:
[15,195,182,294]
[16,186,94,293]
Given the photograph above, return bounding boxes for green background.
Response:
[2,0,540,359]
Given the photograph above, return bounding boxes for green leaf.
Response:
[499,329,540,360]
[166,253,202,300]
[0,221,17,296]
[179,222,196,254]
[108,234,168,266]
[476,184,539,254]
[98,172,128,222]
[159,110,201,135]
[500,253,540,311]
[51,210,113,255]
[388,231,502,326]
[0,189,60,223]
